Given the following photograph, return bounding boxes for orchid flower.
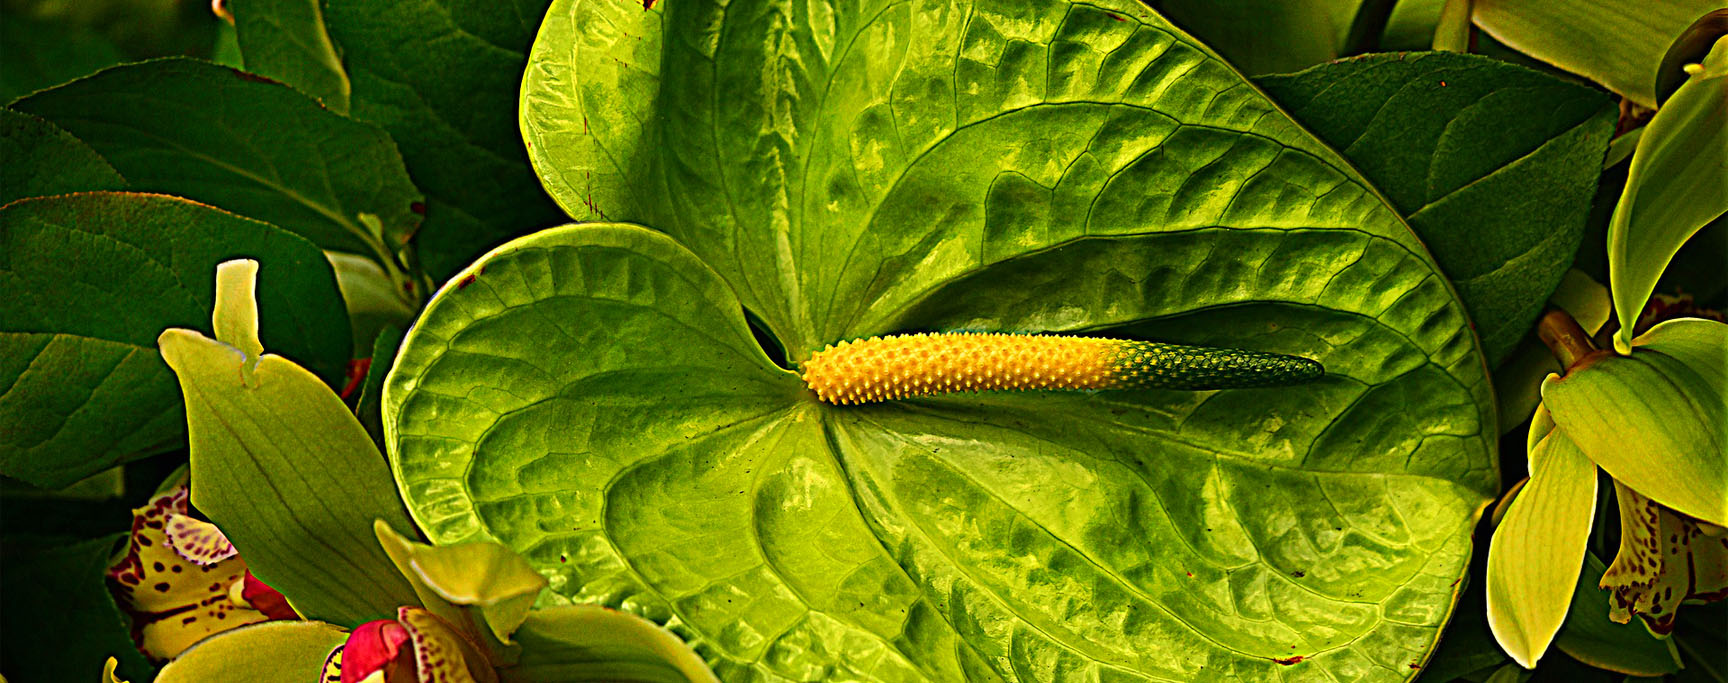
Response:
[1486,311,1727,668]
[101,259,717,683]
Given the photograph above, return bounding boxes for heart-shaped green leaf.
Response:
[0,108,125,205]
[323,0,565,279]
[1542,318,1728,526]
[1259,51,1616,365]
[393,0,1501,678]
[1606,37,1728,354]
[0,192,349,488]
[10,58,424,264]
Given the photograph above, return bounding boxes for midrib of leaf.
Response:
[1404,104,1604,222]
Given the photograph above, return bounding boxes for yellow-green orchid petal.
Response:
[1542,318,1728,526]
[373,520,546,663]
[1602,481,1728,633]
[1488,424,1599,668]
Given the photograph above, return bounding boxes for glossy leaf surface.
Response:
[324,0,565,279]
[0,108,126,205]
[0,192,348,487]
[1260,51,1616,366]
[11,58,424,259]
[402,0,1502,678]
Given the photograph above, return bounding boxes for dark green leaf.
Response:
[0,534,156,683]
[355,325,404,449]
[1553,554,1681,676]
[0,192,349,488]
[1260,51,1616,366]
[11,58,424,263]
[1143,0,1358,75]
[323,0,564,279]
[0,108,126,205]
[230,0,352,112]
[0,13,127,102]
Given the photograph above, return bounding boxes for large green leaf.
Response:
[1553,554,1682,676]
[399,0,1500,678]
[229,0,352,112]
[10,58,424,266]
[323,0,564,279]
[1606,37,1728,354]
[0,192,348,488]
[1472,0,1719,108]
[1259,51,1616,366]
[0,108,126,205]
[158,259,420,627]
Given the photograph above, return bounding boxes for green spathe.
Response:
[392,0,1505,678]
[1542,318,1728,526]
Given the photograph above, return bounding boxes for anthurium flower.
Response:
[1488,316,1727,667]
[105,480,297,661]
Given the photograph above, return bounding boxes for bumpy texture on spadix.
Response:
[801,332,1323,405]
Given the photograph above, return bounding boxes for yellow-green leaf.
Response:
[1473,0,1719,107]
[1608,37,1728,353]
[1487,425,1598,668]
[1543,318,1728,525]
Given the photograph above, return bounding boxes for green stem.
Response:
[1537,308,1598,372]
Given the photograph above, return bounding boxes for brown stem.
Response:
[1537,309,1599,372]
